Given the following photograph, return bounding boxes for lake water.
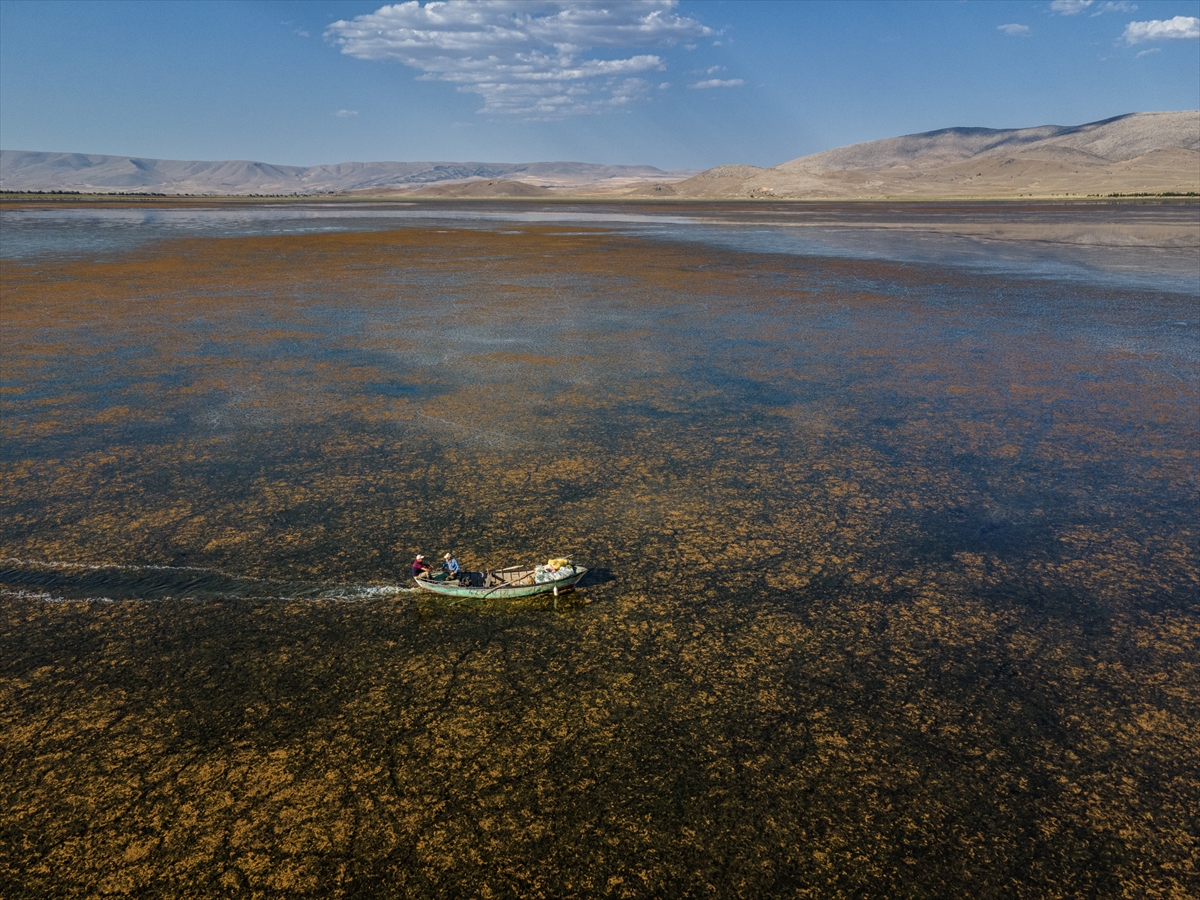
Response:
[1,201,1197,898]
[4,200,1198,292]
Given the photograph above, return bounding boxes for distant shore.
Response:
[2,190,1198,204]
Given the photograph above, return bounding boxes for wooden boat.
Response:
[413,562,587,602]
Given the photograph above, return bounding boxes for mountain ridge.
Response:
[661,111,1199,199]
[0,152,695,195]
[3,111,1196,199]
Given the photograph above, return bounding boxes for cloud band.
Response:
[325,1,712,118]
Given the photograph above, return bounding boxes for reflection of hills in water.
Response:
[1,213,1196,897]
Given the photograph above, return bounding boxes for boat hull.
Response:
[413,566,588,600]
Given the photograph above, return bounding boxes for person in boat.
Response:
[442,553,461,578]
[411,554,431,578]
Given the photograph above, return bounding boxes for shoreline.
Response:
[2,191,1199,205]
[4,195,1195,254]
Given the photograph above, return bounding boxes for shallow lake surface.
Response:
[4,200,1198,292]
[1,203,1197,898]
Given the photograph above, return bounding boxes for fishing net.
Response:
[534,564,576,584]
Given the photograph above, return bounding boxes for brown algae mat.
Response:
[1,224,1197,898]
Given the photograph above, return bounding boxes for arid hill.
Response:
[4,112,1197,200]
[0,152,693,195]
[651,112,1199,200]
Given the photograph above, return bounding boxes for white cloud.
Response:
[334,109,359,117]
[1123,15,1200,43]
[325,0,711,118]
[1053,0,1138,16]
[688,78,744,89]
[997,24,1031,36]
[1135,47,1161,57]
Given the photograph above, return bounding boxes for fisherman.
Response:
[411,554,431,578]
[442,552,461,578]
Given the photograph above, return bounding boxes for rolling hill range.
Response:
[0,154,693,195]
[651,111,1199,200]
[2,111,1196,199]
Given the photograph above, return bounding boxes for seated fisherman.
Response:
[411,554,431,577]
[442,552,461,578]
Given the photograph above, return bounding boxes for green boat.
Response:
[413,562,588,603]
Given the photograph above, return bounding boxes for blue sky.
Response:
[1,0,1197,169]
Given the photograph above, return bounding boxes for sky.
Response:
[1,0,1198,170]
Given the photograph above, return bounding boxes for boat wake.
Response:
[0,558,416,603]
